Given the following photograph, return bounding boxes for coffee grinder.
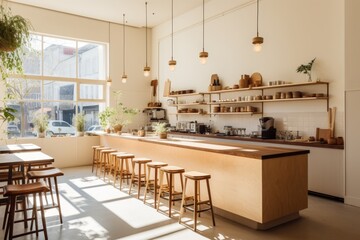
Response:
[259,117,276,139]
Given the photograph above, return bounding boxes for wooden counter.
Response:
[100,134,309,230]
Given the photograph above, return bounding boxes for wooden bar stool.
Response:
[99,149,117,179]
[179,171,215,231]
[91,145,103,173]
[27,167,64,224]
[129,158,152,199]
[109,151,127,185]
[116,153,135,190]
[95,147,111,175]
[4,182,50,240]
[157,166,185,217]
[143,162,168,208]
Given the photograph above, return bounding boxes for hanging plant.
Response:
[0,5,32,79]
[0,5,32,130]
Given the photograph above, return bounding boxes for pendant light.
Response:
[168,0,176,71]
[122,13,127,83]
[107,22,112,86]
[199,0,208,64]
[252,0,263,52]
[143,2,150,77]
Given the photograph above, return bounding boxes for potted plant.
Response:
[33,114,48,138]
[103,91,139,134]
[0,6,32,79]
[73,113,85,137]
[153,122,168,139]
[296,58,316,82]
[99,107,115,133]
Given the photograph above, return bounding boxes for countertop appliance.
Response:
[259,117,276,139]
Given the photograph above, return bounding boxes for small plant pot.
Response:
[159,132,167,139]
[38,132,45,138]
[113,124,123,134]
[77,132,84,137]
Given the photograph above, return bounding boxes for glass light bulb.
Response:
[253,43,262,52]
[200,56,207,64]
[122,75,127,83]
[169,64,176,71]
[144,70,150,77]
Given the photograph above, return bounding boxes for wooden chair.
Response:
[3,182,50,240]
[27,167,64,224]
[115,153,135,190]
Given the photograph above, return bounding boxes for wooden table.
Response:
[0,144,41,154]
[0,151,54,184]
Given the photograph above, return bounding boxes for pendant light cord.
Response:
[145,2,148,67]
[123,13,126,75]
[202,0,205,52]
[171,0,174,61]
[108,21,111,80]
[256,0,259,37]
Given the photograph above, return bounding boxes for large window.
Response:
[6,34,107,138]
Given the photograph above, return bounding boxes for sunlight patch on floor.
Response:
[116,222,208,240]
[70,176,107,188]
[82,184,129,202]
[103,198,170,228]
[68,216,109,239]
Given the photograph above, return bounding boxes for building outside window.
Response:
[6,34,107,138]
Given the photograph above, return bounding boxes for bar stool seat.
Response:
[157,165,185,217]
[94,147,111,175]
[99,149,118,179]
[91,145,103,173]
[27,168,64,224]
[179,171,215,231]
[143,162,168,208]
[116,153,135,189]
[129,158,152,199]
[4,182,50,240]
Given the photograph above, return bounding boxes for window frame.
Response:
[7,33,108,138]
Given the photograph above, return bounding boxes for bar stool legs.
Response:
[179,171,215,231]
[4,182,50,240]
[157,166,185,217]
[143,162,168,208]
[129,158,152,199]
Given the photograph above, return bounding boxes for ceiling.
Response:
[9,0,208,28]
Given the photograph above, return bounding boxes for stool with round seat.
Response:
[27,167,64,224]
[116,153,135,189]
[179,171,215,231]
[94,147,111,175]
[108,151,127,185]
[157,165,185,217]
[99,149,118,179]
[143,161,168,208]
[91,145,103,173]
[3,181,50,240]
[129,158,152,199]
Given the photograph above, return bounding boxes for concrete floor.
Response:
[1,166,360,240]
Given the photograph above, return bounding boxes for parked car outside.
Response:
[47,120,76,136]
[87,125,102,132]
[7,125,20,138]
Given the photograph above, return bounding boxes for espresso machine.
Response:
[259,117,276,139]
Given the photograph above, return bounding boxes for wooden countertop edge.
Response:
[168,132,344,150]
[101,133,310,160]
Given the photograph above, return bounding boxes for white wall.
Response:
[0,136,100,168]
[152,0,345,138]
[345,0,360,207]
